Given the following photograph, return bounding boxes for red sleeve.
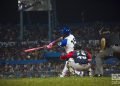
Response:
[87,51,92,62]
[60,51,74,60]
[85,48,92,62]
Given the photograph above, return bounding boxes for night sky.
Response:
[0,0,120,24]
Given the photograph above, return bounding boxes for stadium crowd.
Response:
[0,62,64,78]
[0,22,120,78]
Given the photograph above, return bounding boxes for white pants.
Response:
[68,60,91,71]
[60,58,81,77]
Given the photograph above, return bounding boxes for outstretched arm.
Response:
[46,37,63,49]
[87,51,92,62]
[60,51,74,60]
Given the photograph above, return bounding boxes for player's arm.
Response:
[99,27,104,35]
[46,37,63,49]
[58,39,68,47]
[60,51,75,60]
[102,31,110,34]
[85,48,92,62]
[86,51,92,62]
[99,27,110,35]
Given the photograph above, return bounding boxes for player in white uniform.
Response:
[46,26,81,77]
[58,27,82,77]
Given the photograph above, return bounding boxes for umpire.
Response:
[95,27,120,77]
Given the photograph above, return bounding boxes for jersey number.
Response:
[77,56,87,60]
[71,38,76,44]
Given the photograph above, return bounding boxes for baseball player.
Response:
[47,26,81,77]
[95,28,120,77]
[60,44,92,75]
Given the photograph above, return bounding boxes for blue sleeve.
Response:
[59,39,67,47]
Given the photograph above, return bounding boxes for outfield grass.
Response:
[0,77,117,86]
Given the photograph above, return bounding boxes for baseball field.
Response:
[0,76,117,86]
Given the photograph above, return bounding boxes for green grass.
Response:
[0,77,117,86]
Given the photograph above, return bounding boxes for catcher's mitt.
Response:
[100,37,106,50]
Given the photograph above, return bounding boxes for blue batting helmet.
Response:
[61,26,71,35]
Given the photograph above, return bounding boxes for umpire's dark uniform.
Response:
[95,29,120,76]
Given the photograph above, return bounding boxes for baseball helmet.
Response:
[61,26,71,35]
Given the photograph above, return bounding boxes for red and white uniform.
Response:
[60,49,92,63]
[60,49,92,71]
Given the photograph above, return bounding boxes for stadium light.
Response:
[18,0,53,41]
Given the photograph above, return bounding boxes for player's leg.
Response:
[68,58,82,76]
[88,67,93,77]
[74,70,84,77]
[68,64,83,76]
[95,49,110,76]
[60,59,82,77]
[95,53,104,76]
[67,61,90,77]
[68,61,91,71]
[66,59,83,76]
[74,70,83,76]
[60,61,69,77]
[67,65,75,75]
[67,60,81,76]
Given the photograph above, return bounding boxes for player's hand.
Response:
[42,45,50,49]
[43,41,55,49]
[88,59,92,62]
[46,42,53,49]
[59,37,63,40]
[46,45,52,49]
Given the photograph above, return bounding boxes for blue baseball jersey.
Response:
[74,50,88,64]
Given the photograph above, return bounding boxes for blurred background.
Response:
[0,0,120,78]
